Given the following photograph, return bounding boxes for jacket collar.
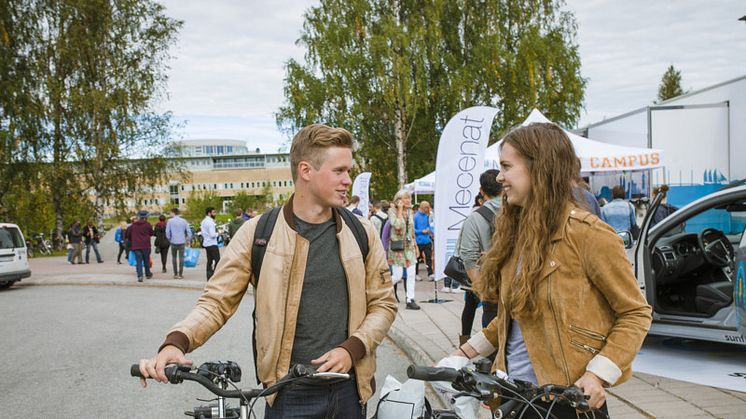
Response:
[282,193,343,234]
[550,205,576,242]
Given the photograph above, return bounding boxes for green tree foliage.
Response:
[277,0,586,198]
[185,190,221,223]
[229,190,274,214]
[657,65,685,102]
[0,0,183,242]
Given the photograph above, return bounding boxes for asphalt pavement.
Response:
[0,284,415,418]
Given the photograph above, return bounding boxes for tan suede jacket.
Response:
[162,196,397,405]
[469,207,652,387]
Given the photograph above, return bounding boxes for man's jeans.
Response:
[171,244,185,275]
[133,248,152,279]
[85,241,102,263]
[264,378,364,419]
[205,245,220,280]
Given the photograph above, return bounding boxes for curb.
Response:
[387,318,451,409]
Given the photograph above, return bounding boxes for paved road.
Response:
[0,286,415,418]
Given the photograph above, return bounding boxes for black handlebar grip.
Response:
[406,365,459,382]
[131,364,144,378]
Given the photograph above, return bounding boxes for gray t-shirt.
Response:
[290,214,350,366]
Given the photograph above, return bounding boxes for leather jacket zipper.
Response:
[569,325,607,342]
[570,339,601,354]
[547,275,571,383]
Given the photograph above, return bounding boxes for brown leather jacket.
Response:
[470,207,652,387]
[162,196,397,404]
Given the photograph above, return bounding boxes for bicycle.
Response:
[406,358,604,419]
[130,361,349,418]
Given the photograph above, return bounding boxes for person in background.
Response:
[201,207,220,280]
[573,160,601,217]
[68,221,84,264]
[414,201,434,281]
[454,123,651,416]
[83,220,103,264]
[227,208,246,239]
[154,215,170,273]
[126,210,154,282]
[166,208,191,279]
[388,189,420,310]
[115,221,128,264]
[369,200,388,238]
[65,229,74,264]
[348,195,363,216]
[650,185,679,228]
[457,169,502,347]
[242,207,252,221]
[600,185,636,233]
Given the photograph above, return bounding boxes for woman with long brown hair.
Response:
[453,123,652,418]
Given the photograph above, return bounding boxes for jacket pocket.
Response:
[570,339,601,355]
[569,324,607,342]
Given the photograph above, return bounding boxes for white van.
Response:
[0,223,31,289]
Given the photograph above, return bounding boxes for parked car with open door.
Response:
[632,183,746,345]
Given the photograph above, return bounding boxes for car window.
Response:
[683,207,746,244]
[0,227,24,249]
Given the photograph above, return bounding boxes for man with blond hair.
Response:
[138,124,397,418]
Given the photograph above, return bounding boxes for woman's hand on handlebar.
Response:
[449,342,477,359]
[138,345,193,388]
[574,371,606,409]
[311,347,352,373]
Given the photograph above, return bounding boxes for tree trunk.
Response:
[394,102,407,189]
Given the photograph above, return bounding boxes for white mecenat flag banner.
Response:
[352,172,372,218]
[434,106,499,280]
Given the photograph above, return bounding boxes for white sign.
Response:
[434,106,499,280]
[352,172,371,218]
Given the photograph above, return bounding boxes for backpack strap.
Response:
[250,206,280,384]
[337,207,369,261]
[475,205,496,234]
[251,207,281,284]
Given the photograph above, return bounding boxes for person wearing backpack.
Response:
[456,169,501,347]
[369,200,388,238]
[138,124,397,419]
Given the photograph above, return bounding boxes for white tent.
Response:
[406,109,665,194]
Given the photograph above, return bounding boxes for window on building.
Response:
[181,198,185,204]
[214,184,217,190]
[172,198,179,205]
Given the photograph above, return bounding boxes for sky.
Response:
[157,0,746,153]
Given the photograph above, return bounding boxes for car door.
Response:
[736,228,746,336]
[636,185,746,313]
[633,191,665,302]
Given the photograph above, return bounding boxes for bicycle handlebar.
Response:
[407,365,460,382]
[131,363,348,400]
[407,364,591,414]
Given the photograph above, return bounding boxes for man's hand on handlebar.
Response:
[311,347,352,373]
[138,345,193,388]
[574,371,606,409]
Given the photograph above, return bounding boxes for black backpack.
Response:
[249,206,369,382]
